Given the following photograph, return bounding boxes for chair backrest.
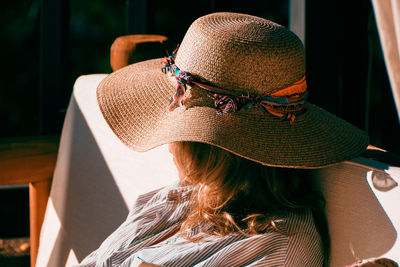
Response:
[36,74,179,267]
[314,158,399,266]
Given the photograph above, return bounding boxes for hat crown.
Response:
[175,12,305,95]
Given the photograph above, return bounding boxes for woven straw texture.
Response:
[97,12,368,168]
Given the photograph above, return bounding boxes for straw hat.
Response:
[97,12,368,168]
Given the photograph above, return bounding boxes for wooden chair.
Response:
[110,34,167,71]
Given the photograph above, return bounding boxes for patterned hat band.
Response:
[161,45,308,123]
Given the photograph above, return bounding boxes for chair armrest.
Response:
[363,145,400,167]
[0,135,59,185]
[110,34,167,71]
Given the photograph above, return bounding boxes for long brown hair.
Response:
[172,141,330,263]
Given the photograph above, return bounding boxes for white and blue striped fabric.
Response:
[76,181,323,267]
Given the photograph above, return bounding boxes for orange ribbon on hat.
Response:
[161,45,308,124]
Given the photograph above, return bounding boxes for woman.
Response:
[77,12,369,266]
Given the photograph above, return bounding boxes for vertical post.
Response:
[365,13,375,133]
[210,0,215,12]
[29,179,52,267]
[305,1,344,117]
[126,0,147,34]
[39,0,69,135]
[305,0,369,130]
[289,0,306,46]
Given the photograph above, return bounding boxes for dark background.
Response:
[1,0,399,239]
[1,0,399,151]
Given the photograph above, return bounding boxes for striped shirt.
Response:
[76,181,323,266]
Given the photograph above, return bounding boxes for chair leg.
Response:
[29,179,52,267]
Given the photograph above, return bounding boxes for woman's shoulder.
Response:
[193,212,323,267]
[248,209,321,247]
[279,209,319,234]
[226,209,323,266]
[129,181,193,215]
[275,209,324,266]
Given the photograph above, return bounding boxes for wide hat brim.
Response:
[97,58,369,169]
